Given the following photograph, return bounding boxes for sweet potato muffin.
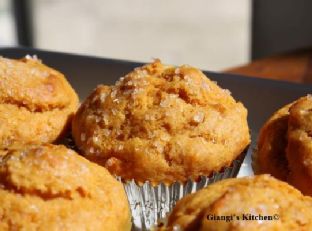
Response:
[0,144,131,231]
[255,103,291,181]
[287,96,312,195]
[161,175,312,231]
[255,95,312,195]
[0,56,78,149]
[72,60,250,184]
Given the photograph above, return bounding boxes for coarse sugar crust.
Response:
[0,144,131,231]
[72,60,250,184]
[162,175,312,230]
[0,56,79,149]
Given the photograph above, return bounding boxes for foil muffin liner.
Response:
[61,134,246,230]
[120,157,244,231]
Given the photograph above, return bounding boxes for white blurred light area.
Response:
[33,0,250,71]
[0,0,16,46]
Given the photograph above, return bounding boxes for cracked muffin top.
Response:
[0,144,131,231]
[255,95,312,196]
[0,56,79,149]
[72,60,250,184]
[161,175,312,231]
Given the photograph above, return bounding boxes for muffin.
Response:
[254,95,312,195]
[254,103,291,181]
[0,144,131,231]
[72,60,250,228]
[161,175,312,231]
[0,56,79,149]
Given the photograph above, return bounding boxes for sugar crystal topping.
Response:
[100,92,108,102]
[201,81,210,90]
[103,129,111,137]
[222,89,232,95]
[25,54,38,60]
[193,112,205,123]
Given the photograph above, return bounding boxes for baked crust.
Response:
[287,96,312,195]
[72,60,250,184]
[256,104,291,180]
[0,56,79,149]
[0,144,131,231]
[256,95,312,196]
[163,175,312,230]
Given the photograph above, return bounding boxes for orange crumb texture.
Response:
[0,144,131,231]
[0,56,79,149]
[255,95,312,196]
[72,59,250,184]
[161,175,312,230]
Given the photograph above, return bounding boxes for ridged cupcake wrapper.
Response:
[61,134,246,230]
[120,159,243,231]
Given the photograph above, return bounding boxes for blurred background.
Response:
[1,0,312,73]
[0,0,250,70]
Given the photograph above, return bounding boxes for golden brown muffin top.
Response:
[256,95,312,196]
[256,103,291,180]
[0,144,131,231]
[0,56,77,112]
[162,175,312,231]
[287,95,312,195]
[0,56,79,149]
[72,60,250,184]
